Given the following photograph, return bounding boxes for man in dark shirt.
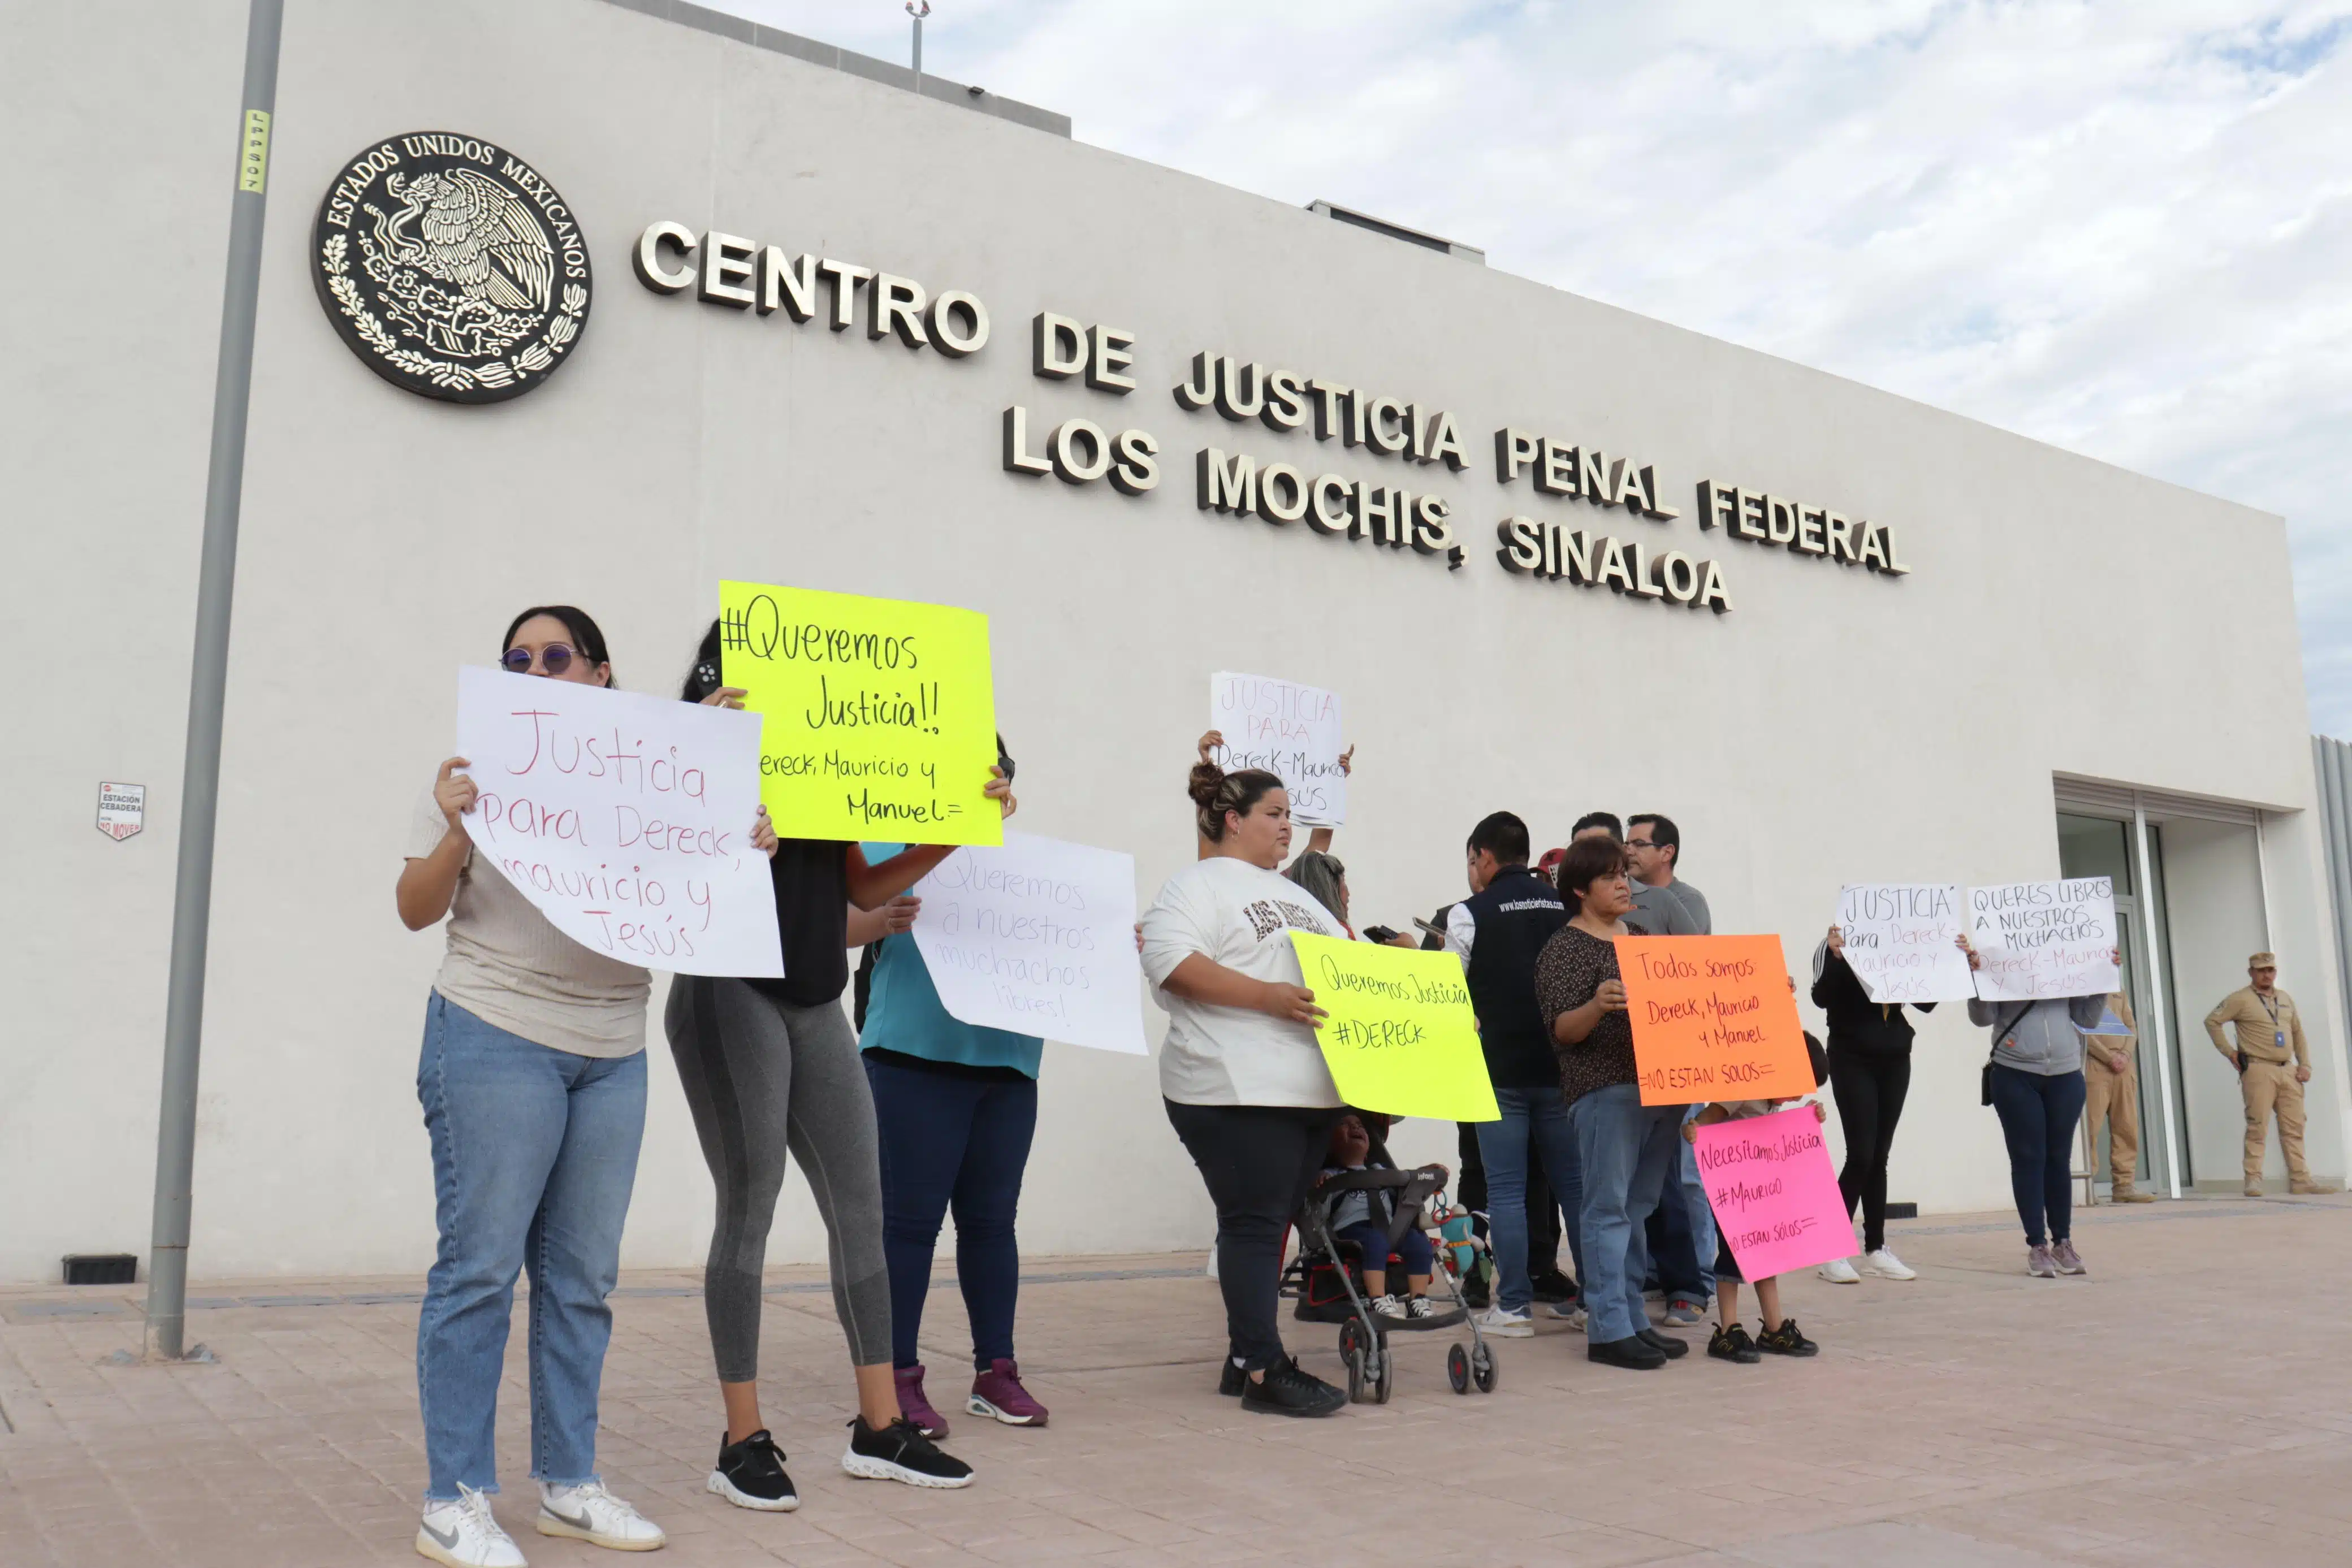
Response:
[1425,900,1563,1307]
[1443,812,1578,1336]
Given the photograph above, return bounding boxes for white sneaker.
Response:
[1862,1248,1918,1281]
[417,1487,526,1568]
[535,1480,665,1552]
[1817,1257,1862,1284]
[1372,1293,1411,1319]
[1545,1302,1587,1331]
[1472,1305,1534,1337]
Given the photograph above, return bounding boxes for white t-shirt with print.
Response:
[1140,855,1344,1108]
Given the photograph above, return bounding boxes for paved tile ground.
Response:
[3,1196,2349,1567]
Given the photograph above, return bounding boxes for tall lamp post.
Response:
[909,1,931,94]
[145,0,284,1361]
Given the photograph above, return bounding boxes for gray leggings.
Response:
[665,977,892,1380]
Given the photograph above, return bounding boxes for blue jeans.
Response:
[1633,1110,1718,1307]
[1333,1219,1434,1280]
[866,1053,1038,1370]
[1570,1083,1682,1344]
[1475,1087,1584,1313]
[1990,1064,2087,1246]
[416,994,646,1500]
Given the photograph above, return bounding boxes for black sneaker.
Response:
[1707,1324,1761,1364]
[1238,1357,1347,1418]
[1587,1334,1666,1370]
[1217,1359,1247,1397]
[1529,1267,1577,1304]
[708,1428,799,1511]
[1756,1318,1819,1358]
[1635,1327,1689,1361]
[841,1415,975,1488]
[1461,1272,1490,1310]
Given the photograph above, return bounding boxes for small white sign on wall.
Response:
[97,782,145,841]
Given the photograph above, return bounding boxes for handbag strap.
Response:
[1984,1002,2033,1068]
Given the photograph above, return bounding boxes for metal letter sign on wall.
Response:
[311,133,592,404]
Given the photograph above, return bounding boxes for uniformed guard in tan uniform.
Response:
[2079,991,2151,1202]
[2203,953,2327,1196]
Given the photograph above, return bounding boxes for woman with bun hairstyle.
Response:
[665,621,1009,1511]
[1140,757,1351,1419]
[398,606,776,1568]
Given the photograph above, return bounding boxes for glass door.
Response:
[2056,813,2188,1189]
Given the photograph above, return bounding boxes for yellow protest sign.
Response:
[1289,932,1499,1122]
[719,580,1002,846]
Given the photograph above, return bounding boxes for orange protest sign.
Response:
[1615,935,1813,1106]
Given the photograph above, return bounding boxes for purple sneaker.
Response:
[966,1358,1049,1428]
[894,1364,949,1439]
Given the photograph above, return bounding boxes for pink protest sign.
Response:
[1693,1105,1856,1280]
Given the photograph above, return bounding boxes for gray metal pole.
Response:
[145,0,284,1362]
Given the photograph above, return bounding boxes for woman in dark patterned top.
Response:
[1534,834,1688,1372]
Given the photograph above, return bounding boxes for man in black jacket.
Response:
[1428,894,1570,1310]
[1443,812,1580,1335]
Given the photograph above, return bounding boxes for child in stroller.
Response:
[1317,1112,1439,1318]
[1288,1111,1497,1401]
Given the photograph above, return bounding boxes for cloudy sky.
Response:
[716,1,2352,732]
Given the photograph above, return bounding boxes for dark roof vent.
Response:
[1308,201,1485,263]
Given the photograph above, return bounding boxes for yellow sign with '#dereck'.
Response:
[720,580,1002,846]
[1289,932,1499,1122]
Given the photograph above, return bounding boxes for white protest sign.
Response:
[1834,883,1975,1003]
[455,665,782,976]
[907,829,1147,1054]
[1208,672,1346,827]
[1966,877,2120,1001]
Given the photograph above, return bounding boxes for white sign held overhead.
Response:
[907,830,1148,1055]
[1208,672,1346,827]
[96,782,146,842]
[454,665,782,976]
[1966,877,2120,1002]
[1834,883,1975,1003]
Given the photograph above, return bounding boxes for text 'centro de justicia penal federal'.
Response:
[630,220,1921,616]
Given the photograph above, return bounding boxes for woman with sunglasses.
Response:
[397,607,777,1568]
[666,620,1010,1513]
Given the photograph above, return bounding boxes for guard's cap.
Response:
[2250,952,2278,969]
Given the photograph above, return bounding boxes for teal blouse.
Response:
[857,842,1045,1078]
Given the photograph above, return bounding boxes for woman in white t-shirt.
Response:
[395,606,776,1568]
[1140,760,1351,1419]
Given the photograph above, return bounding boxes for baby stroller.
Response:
[1283,1115,1498,1402]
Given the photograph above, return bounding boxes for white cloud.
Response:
[716,0,2352,730]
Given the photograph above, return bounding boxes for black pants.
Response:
[1456,1119,1561,1272]
[1828,1046,1912,1253]
[1166,1099,1343,1372]
[1990,1065,2086,1247]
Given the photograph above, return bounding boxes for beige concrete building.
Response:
[3,0,2340,1283]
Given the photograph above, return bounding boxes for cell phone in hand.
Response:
[1412,917,1446,938]
[1363,925,1400,944]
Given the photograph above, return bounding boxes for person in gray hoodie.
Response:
[1958,934,2116,1279]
